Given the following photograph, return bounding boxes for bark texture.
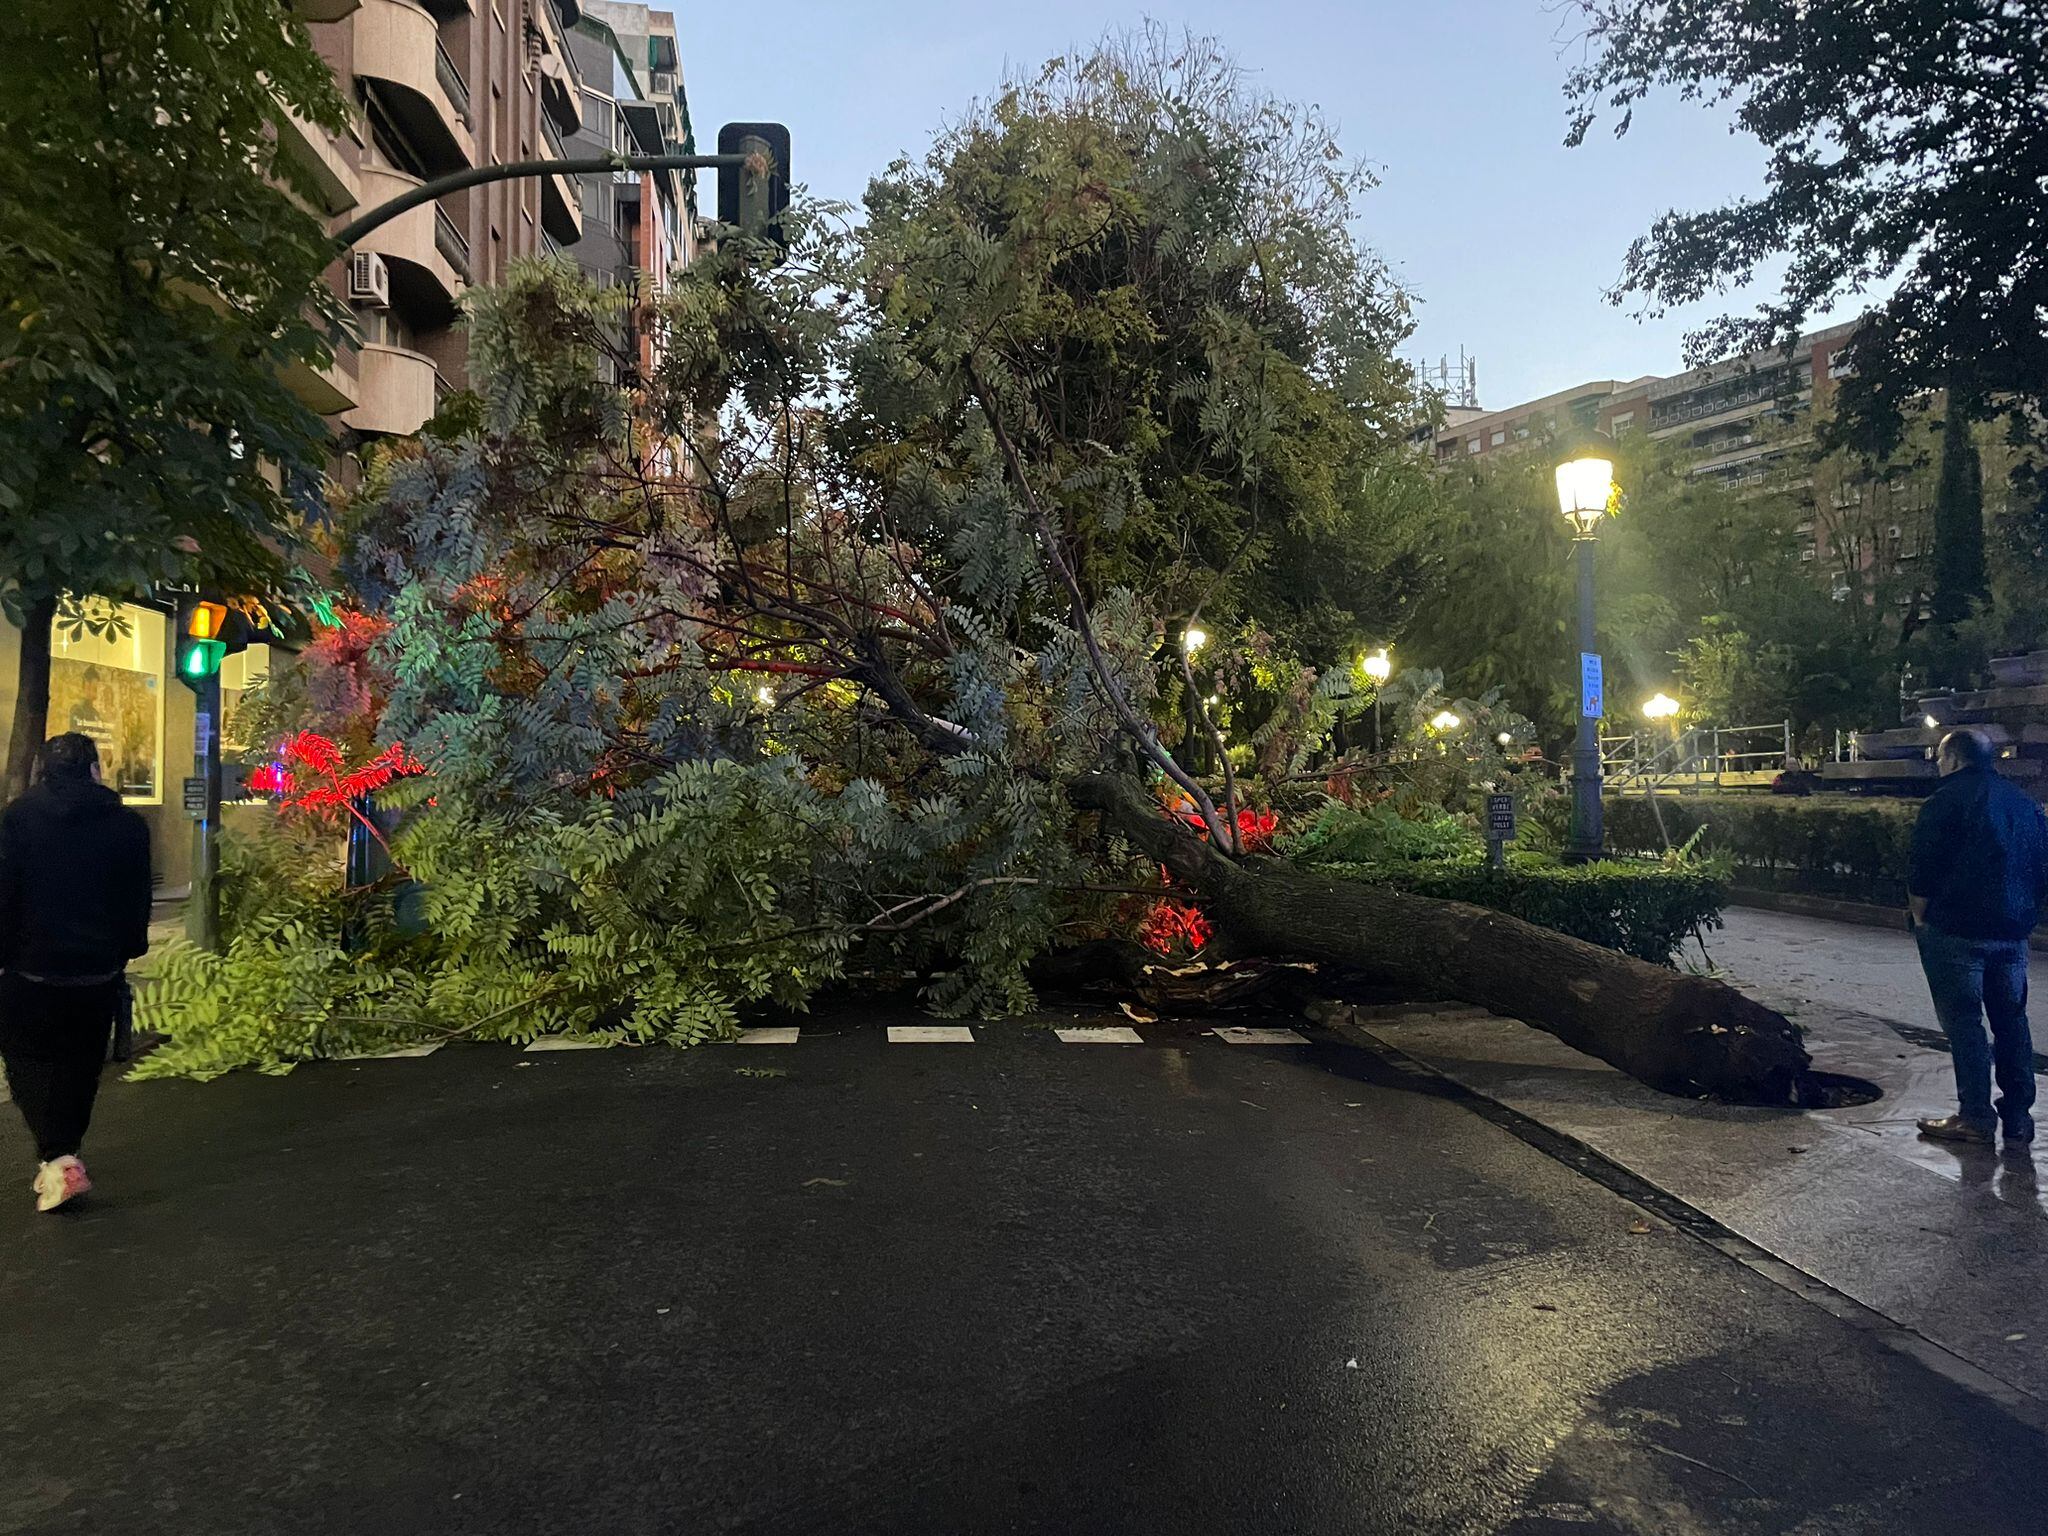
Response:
[1069,772,1811,1105]
[2,593,58,803]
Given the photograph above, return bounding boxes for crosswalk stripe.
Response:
[1213,1026,1310,1046]
[340,1043,443,1060]
[524,1036,616,1052]
[734,1026,801,1046]
[1055,1026,1144,1044]
[887,1025,975,1044]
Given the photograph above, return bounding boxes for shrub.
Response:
[1287,801,1724,964]
[1603,793,1918,905]
[1313,856,1722,965]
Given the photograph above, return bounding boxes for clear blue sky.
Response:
[674,0,1806,410]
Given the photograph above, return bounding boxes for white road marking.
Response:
[1056,1026,1144,1044]
[524,1036,616,1051]
[887,1026,975,1044]
[1213,1026,1310,1046]
[734,1027,801,1045]
[341,1043,443,1060]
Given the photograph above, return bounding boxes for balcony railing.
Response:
[434,204,472,281]
[435,38,471,125]
[541,106,565,159]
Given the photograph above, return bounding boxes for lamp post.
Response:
[1556,456,1615,862]
[1362,647,1391,752]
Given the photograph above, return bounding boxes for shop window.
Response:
[49,601,165,805]
[220,645,272,754]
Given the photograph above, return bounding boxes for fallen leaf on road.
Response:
[1628,1218,1654,1235]
[803,1177,849,1188]
[2007,1332,2027,1341]
[656,1307,671,1315]
[1120,1002,1159,1023]
[1533,1303,1559,1312]
[1788,1145,1809,1154]
[1345,1358,1359,1369]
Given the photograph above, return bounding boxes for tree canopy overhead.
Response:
[0,0,350,789]
[1563,0,2048,452]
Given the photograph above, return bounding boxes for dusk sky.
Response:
[675,0,1853,411]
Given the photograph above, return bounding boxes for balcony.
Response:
[353,163,466,316]
[292,0,362,17]
[539,112,584,244]
[355,0,475,173]
[343,343,441,436]
[277,105,359,216]
[434,205,472,282]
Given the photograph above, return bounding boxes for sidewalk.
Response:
[1330,909,2048,1410]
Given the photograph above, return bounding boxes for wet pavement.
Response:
[5,1011,2048,1533]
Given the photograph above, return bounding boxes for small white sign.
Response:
[887,1026,975,1044]
[734,1027,801,1045]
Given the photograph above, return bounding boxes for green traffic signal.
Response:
[178,638,226,680]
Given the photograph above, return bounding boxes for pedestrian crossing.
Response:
[331,1021,1318,1062]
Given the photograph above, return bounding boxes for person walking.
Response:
[1911,728,2048,1148]
[0,732,153,1210]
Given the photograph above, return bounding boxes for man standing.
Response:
[0,733,153,1210]
[1911,728,2048,1147]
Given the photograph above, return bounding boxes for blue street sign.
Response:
[1580,652,1604,720]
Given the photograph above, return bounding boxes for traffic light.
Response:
[716,122,791,253]
[175,599,251,690]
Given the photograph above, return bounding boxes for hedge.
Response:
[1317,856,1724,965]
[1603,793,1918,906]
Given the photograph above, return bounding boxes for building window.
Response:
[1466,437,1481,455]
[220,646,272,754]
[1611,411,1635,435]
[49,602,166,805]
[1489,430,1505,447]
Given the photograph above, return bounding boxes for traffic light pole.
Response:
[331,152,752,251]
[188,672,223,951]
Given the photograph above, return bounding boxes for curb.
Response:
[1727,884,2048,953]
[1325,1011,2048,1432]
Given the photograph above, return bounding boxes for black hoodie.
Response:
[0,775,153,979]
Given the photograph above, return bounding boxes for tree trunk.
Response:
[2,592,58,803]
[1069,772,1811,1105]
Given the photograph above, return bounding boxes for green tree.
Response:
[1931,396,1988,627]
[1564,2,2048,455]
[0,0,347,795]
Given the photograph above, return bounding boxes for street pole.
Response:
[188,672,222,950]
[1566,534,1604,863]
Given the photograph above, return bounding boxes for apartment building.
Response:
[280,0,589,441]
[1425,379,1651,465]
[565,4,698,382]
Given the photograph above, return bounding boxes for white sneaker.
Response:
[33,1156,91,1213]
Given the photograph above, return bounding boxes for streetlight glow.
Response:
[1555,456,1615,537]
[1182,626,1208,654]
[1924,714,1940,729]
[755,684,775,706]
[1497,731,1514,747]
[1362,647,1391,684]
[1643,692,1681,721]
[1430,710,1461,732]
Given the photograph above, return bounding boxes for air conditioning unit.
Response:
[348,251,390,309]
[649,70,676,97]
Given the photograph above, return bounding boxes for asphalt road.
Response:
[4,1010,2045,1535]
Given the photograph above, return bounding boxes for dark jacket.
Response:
[0,776,153,978]
[1909,765,2048,941]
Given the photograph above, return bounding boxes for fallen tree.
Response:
[1068,774,1809,1104]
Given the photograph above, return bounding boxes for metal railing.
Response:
[435,39,471,125]
[433,204,471,279]
[1602,721,1794,793]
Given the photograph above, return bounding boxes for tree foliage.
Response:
[1565,1,2048,454]
[0,0,348,787]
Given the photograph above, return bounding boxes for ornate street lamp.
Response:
[1556,456,1615,861]
[1643,692,1681,722]
[1362,647,1391,751]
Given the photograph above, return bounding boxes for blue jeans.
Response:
[1916,926,2035,1137]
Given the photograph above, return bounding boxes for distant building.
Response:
[565,4,699,383]
[1423,380,1652,466]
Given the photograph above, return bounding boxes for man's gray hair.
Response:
[1939,728,1996,769]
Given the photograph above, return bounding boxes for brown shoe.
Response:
[1918,1116,1996,1145]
